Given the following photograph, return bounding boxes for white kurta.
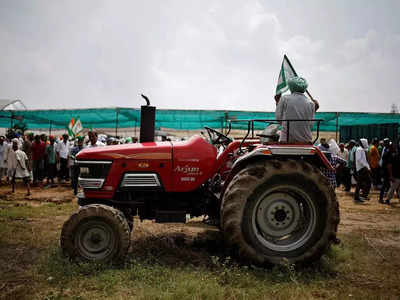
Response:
[0,142,6,168]
[6,148,17,177]
[355,147,370,172]
[15,150,29,178]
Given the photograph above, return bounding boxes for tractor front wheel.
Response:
[60,204,131,263]
[221,159,339,265]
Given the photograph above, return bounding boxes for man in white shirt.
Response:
[0,136,7,183]
[5,138,19,181]
[354,138,372,202]
[338,143,349,161]
[56,134,70,182]
[86,131,105,148]
[336,143,350,191]
[10,141,31,195]
[317,138,330,152]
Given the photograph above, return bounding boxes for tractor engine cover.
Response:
[76,135,217,198]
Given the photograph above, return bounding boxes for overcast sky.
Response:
[0,1,399,112]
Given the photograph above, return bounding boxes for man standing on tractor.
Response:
[275,76,319,143]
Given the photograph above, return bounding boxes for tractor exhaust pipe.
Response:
[139,94,156,143]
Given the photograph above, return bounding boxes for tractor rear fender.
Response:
[221,145,332,199]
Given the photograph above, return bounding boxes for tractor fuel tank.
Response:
[170,135,217,192]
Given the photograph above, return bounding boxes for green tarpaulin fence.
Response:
[1,108,399,132]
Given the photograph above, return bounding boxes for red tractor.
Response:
[61,116,339,266]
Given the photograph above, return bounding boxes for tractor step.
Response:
[155,210,186,223]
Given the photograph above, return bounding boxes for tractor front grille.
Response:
[120,173,161,187]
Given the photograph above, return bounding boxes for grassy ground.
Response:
[0,184,399,300]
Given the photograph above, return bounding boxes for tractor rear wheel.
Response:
[60,204,131,263]
[221,159,339,265]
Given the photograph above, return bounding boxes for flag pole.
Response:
[284,54,315,101]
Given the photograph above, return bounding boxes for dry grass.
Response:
[0,184,399,299]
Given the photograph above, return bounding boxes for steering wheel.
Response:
[204,126,232,146]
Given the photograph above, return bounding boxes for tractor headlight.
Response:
[76,161,112,190]
[80,167,90,176]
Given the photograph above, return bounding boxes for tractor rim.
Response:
[75,219,116,260]
[251,185,317,252]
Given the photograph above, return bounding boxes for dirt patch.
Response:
[336,189,400,234]
[128,219,225,267]
[0,183,74,205]
[0,183,399,242]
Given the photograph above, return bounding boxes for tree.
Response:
[390,103,399,113]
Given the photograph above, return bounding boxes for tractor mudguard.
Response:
[221,144,332,198]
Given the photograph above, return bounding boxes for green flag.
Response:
[276,55,298,96]
[72,117,83,137]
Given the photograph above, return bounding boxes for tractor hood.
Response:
[76,141,172,161]
[76,136,218,193]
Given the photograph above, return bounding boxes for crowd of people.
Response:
[0,131,138,195]
[319,137,400,205]
[1,125,399,207]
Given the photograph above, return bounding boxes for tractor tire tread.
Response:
[60,204,130,263]
[221,159,339,265]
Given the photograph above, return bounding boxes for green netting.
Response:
[0,108,399,132]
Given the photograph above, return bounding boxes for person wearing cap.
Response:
[275,76,319,143]
[354,138,371,202]
[45,136,57,187]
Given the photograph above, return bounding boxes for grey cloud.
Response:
[0,0,399,112]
